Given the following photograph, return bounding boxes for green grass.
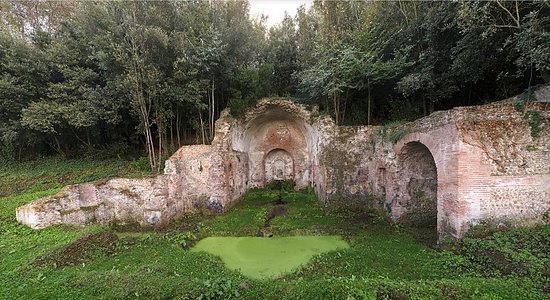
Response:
[0,157,150,197]
[0,158,548,299]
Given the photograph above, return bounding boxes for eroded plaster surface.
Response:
[16,89,550,241]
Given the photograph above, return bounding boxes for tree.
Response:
[1,0,548,161]
[458,1,550,92]
[0,30,50,159]
[112,2,171,171]
[267,13,299,96]
[299,43,366,125]
[0,0,77,38]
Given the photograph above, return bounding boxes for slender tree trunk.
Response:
[324,96,329,119]
[367,78,371,125]
[70,127,90,148]
[333,93,339,125]
[53,135,65,157]
[210,78,215,142]
[138,88,156,172]
[342,89,349,125]
[86,128,91,146]
[207,91,211,141]
[127,5,159,172]
[143,118,155,172]
[183,126,187,145]
[199,109,206,145]
[177,108,181,147]
[528,63,534,99]
[158,117,163,173]
[169,110,174,151]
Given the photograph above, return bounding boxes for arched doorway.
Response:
[264,149,294,183]
[397,141,438,228]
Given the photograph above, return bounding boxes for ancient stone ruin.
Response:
[16,89,550,242]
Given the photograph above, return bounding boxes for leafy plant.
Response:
[525,110,541,139]
[130,156,151,173]
[378,120,410,144]
[189,277,241,300]
[514,101,525,113]
[164,231,197,249]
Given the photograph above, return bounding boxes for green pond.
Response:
[191,236,349,279]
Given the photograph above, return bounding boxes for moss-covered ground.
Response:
[0,158,548,299]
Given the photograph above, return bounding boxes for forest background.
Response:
[0,0,548,171]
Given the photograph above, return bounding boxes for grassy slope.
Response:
[0,159,548,300]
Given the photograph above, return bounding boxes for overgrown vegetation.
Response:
[526,110,542,139]
[0,157,150,198]
[1,159,548,299]
[378,120,410,144]
[514,100,543,139]
[1,1,548,168]
[453,227,549,279]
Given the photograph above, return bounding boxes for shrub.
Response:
[130,155,151,172]
[187,277,241,300]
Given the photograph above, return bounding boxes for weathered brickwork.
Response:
[16,90,550,242]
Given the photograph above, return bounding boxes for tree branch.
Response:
[496,0,521,29]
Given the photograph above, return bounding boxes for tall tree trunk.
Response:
[176,107,181,147]
[333,93,339,125]
[143,118,155,172]
[342,89,349,125]
[70,127,90,148]
[210,78,215,142]
[199,109,206,145]
[86,128,91,146]
[157,117,163,173]
[127,4,158,172]
[52,135,65,157]
[169,110,174,151]
[367,78,371,125]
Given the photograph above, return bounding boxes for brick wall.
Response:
[17,95,550,243]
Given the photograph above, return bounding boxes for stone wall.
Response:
[384,101,549,240]
[16,176,166,229]
[16,144,228,229]
[456,103,550,230]
[16,92,550,242]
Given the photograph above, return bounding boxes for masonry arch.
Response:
[395,141,438,227]
[231,103,315,190]
[264,148,294,183]
[392,128,465,241]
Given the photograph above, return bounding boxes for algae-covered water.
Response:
[191,236,349,279]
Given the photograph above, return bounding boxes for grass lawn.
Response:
[0,158,548,299]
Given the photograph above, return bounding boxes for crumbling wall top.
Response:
[243,98,313,124]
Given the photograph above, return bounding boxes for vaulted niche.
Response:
[397,141,438,227]
[264,149,294,183]
[247,118,308,188]
[232,105,315,190]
